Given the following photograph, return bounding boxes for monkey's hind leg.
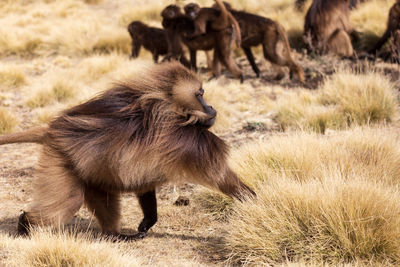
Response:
[327,29,353,57]
[18,147,84,236]
[84,186,122,238]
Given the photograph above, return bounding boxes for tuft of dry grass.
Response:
[0,66,27,90]
[275,69,399,132]
[199,127,400,219]
[0,108,18,134]
[198,127,400,265]
[1,230,142,267]
[26,78,77,108]
[225,175,400,265]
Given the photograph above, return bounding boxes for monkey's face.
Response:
[171,80,217,128]
[184,3,200,19]
[161,5,180,19]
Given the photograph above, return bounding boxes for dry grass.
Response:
[275,68,399,133]
[0,65,26,90]
[198,127,400,265]
[225,176,400,265]
[0,0,400,266]
[0,108,18,134]
[0,230,142,267]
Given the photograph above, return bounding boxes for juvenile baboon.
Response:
[183,3,214,71]
[369,0,400,54]
[304,0,357,57]
[161,5,193,68]
[191,0,243,81]
[127,21,168,63]
[0,62,255,240]
[162,3,214,71]
[213,2,304,81]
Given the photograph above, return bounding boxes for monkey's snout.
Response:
[203,106,217,128]
[205,105,217,118]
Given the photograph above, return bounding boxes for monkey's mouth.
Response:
[202,116,216,128]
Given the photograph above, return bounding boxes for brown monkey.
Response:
[161,4,214,71]
[304,0,357,57]
[127,21,168,63]
[213,2,304,81]
[295,0,360,11]
[369,0,400,54]
[191,0,243,81]
[0,62,255,240]
[161,5,192,68]
[183,3,214,71]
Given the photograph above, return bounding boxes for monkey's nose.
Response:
[207,106,217,118]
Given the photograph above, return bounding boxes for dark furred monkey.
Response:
[161,4,214,71]
[161,5,193,68]
[213,2,304,81]
[369,0,400,54]
[191,0,243,81]
[127,21,168,63]
[0,62,255,240]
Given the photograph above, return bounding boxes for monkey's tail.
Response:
[0,127,47,145]
[229,12,242,48]
[276,23,295,65]
[213,0,241,47]
[276,23,304,82]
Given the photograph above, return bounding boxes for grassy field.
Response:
[1,0,400,266]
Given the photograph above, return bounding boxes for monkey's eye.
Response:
[196,88,204,96]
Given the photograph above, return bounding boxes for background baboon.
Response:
[191,0,243,81]
[214,2,304,81]
[183,3,214,71]
[127,21,168,63]
[304,0,357,57]
[0,62,255,240]
[161,5,192,67]
[369,0,400,54]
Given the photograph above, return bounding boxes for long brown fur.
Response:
[2,62,255,240]
[304,0,356,57]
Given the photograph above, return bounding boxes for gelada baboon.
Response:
[304,0,357,57]
[183,3,214,71]
[127,21,168,63]
[369,0,400,54]
[161,4,214,71]
[191,0,243,81]
[161,5,193,68]
[295,0,360,11]
[0,62,255,240]
[213,2,304,82]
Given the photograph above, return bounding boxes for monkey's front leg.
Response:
[113,190,158,241]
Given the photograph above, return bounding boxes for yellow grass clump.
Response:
[0,230,142,267]
[225,176,400,265]
[0,108,18,134]
[26,78,77,108]
[0,65,27,90]
[275,69,398,133]
[197,128,400,264]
